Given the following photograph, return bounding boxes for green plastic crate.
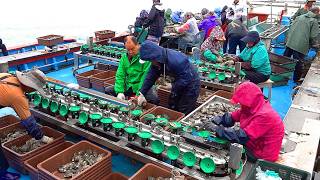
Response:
[269,52,297,70]
[246,159,311,180]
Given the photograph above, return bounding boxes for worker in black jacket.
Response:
[0,39,8,56]
[143,0,165,44]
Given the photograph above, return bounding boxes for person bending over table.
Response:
[137,40,200,114]
[196,82,284,162]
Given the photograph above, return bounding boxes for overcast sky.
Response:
[0,0,289,46]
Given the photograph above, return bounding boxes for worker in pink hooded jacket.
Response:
[201,82,284,162]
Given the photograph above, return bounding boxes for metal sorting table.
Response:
[73,51,119,71]
[0,42,82,66]
[32,79,249,180]
[74,51,237,92]
[280,59,320,175]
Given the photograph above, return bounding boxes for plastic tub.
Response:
[157,88,171,108]
[213,90,233,100]
[0,116,20,129]
[38,140,112,180]
[101,173,128,180]
[75,69,104,88]
[140,106,184,122]
[246,159,310,180]
[104,78,116,87]
[2,126,65,174]
[248,12,269,22]
[95,30,116,41]
[269,52,297,70]
[129,163,171,180]
[25,141,74,180]
[0,123,27,144]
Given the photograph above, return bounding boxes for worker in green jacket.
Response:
[236,31,271,84]
[105,36,159,104]
[284,8,319,82]
[291,0,316,20]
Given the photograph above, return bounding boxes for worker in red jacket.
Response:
[198,82,284,162]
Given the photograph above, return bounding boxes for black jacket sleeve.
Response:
[216,127,249,144]
[140,65,161,96]
[144,5,157,27]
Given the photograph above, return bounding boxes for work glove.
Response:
[192,120,219,132]
[117,93,126,100]
[158,82,172,91]
[137,92,147,106]
[41,136,54,144]
[20,115,44,140]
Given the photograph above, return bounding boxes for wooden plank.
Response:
[278,118,320,174]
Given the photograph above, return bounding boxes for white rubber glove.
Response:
[41,136,53,144]
[117,93,125,100]
[159,83,172,91]
[137,92,147,106]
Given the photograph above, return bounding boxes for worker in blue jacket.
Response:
[137,40,200,114]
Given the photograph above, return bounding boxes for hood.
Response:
[305,11,317,18]
[154,4,165,11]
[140,40,166,63]
[139,10,149,18]
[231,82,265,114]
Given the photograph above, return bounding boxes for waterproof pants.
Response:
[283,47,305,82]
[169,78,201,115]
[228,35,246,55]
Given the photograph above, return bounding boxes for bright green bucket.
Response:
[155,118,168,126]
[167,145,180,160]
[79,112,88,125]
[138,131,152,139]
[50,101,59,113]
[124,126,138,134]
[41,98,50,109]
[33,94,42,107]
[182,151,196,167]
[59,104,69,117]
[151,139,165,154]
[200,157,216,174]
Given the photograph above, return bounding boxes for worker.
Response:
[143,0,165,44]
[291,0,316,20]
[171,10,183,24]
[225,17,248,54]
[105,36,159,104]
[0,39,8,56]
[134,10,149,29]
[197,82,284,162]
[176,12,200,51]
[237,31,271,84]
[227,0,248,21]
[164,8,173,25]
[198,13,219,39]
[0,69,53,180]
[200,26,226,62]
[284,7,319,83]
[137,40,200,114]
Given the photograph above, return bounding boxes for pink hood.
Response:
[231,82,284,162]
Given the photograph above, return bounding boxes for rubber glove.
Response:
[20,115,44,140]
[41,136,54,144]
[137,92,147,106]
[159,83,172,91]
[117,93,125,100]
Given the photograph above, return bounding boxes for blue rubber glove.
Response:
[215,127,249,144]
[20,115,44,140]
[211,113,235,127]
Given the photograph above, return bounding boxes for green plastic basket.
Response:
[246,159,311,180]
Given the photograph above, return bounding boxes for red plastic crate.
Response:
[2,126,65,174]
[25,141,74,180]
[0,116,20,129]
[38,140,112,180]
[129,163,172,180]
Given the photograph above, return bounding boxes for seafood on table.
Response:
[58,149,104,178]
[11,138,47,154]
[1,129,27,143]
